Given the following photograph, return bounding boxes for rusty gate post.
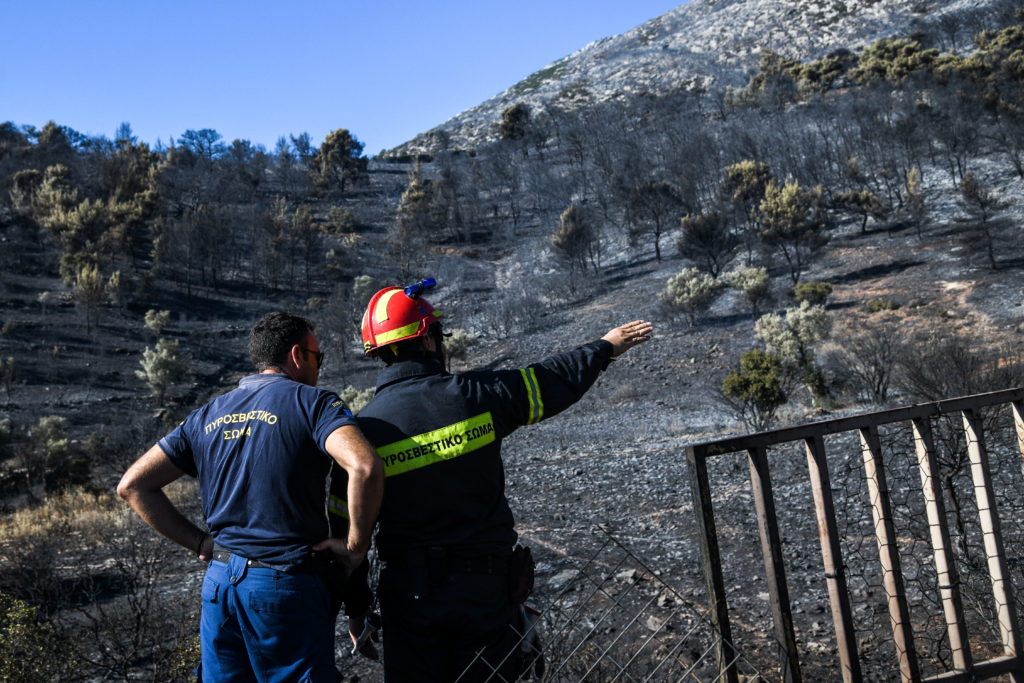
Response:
[913,417,973,674]
[860,425,920,682]
[748,446,802,683]
[805,434,862,683]
[687,445,739,683]
[962,409,1024,681]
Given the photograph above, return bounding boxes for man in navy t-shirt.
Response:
[118,312,383,682]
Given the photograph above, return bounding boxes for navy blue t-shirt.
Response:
[160,373,355,571]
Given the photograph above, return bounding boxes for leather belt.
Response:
[212,544,274,570]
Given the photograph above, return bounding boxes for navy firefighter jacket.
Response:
[342,338,614,560]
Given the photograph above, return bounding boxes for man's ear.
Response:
[286,344,303,370]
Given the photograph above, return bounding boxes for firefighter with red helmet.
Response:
[337,278,652,681]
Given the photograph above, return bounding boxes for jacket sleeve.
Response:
[327,461,350,536]
[497,339,614,432]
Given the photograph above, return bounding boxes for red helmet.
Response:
[361,278,441,356]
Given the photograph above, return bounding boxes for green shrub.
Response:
[341,386,376,414]
[0,591,77,681]
[305,297,329,312]
[792,281,832,305]
[660,267,726,325]
[865,298,899,313]
[444,328,478,359]
[755,301,832,403]
[143,309,171,335]
[722,350,787,431]
[724,265,771,317]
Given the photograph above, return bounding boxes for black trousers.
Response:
[379,560,518,682]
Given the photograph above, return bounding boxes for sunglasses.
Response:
[300,346,325,369]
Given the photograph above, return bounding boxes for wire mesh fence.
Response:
[461,525,768,682]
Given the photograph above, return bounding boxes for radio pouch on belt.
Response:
[509,544,535,605]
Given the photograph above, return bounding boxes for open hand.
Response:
[602,320,654,357]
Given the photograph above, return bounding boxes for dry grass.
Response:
[0,478,199,549]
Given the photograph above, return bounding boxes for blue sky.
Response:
[3,1,684,155]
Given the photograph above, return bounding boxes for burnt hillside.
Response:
[2,0,1024,679]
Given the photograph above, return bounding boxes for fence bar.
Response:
[687,445,739,683]
[1013,400,1024,480]
[859,425,920,682]
[804,434,862,683]
[912,417,972,674]
[962,409,1024,680]
[747,446,802,683]
[703,388,1024,456]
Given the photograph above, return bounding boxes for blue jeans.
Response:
[200,554,336,682]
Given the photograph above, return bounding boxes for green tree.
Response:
[178,128,226,161]
[72,262,107,333]
[722,349,787,431]
[755,179,828,284]
[8,168,42,217]
[904,167,927,237]
[832,189,887,233]
[311,128,366,194]
[720,160,774,261]
[24,415,75,492]
[499,103,531,141]
[849,38,940,84]
[323,205,356,236]
[136,338,186,405]
[660,267,726,325]
[552,203,598,291]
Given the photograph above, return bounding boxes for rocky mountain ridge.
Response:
[389,0,990,155]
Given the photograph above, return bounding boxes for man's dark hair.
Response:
[249,312,315,371]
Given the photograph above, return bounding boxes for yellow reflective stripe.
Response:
[374,320,422,345]
[377,412,496,477]
[374,289,402,324]
[328,494,349,520]
[520,367,544,424]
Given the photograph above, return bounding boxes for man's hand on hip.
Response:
[312,537,365,575]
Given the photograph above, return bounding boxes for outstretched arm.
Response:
[601,320,654,357]
[117,444,213,561]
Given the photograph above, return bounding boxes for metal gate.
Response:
[688,387,1024,682]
